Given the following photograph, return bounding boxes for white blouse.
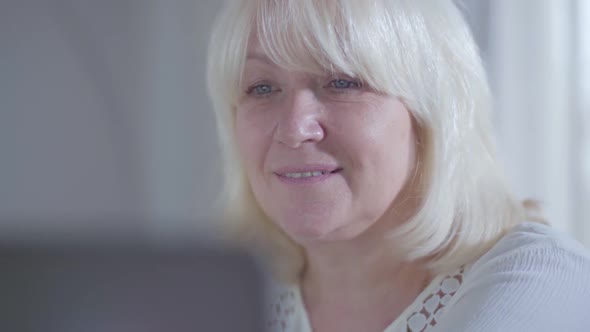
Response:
[266,222,590,331]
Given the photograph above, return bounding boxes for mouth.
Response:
[276,168,343,179]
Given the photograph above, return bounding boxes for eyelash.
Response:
[326,78,363,90]
[244,78,363,98]
[245,83,277,97]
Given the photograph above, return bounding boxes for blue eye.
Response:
[329,79,362,89]
[247,84,275,96]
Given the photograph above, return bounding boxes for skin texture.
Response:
[236,45,417,246]
[234,40,429,331]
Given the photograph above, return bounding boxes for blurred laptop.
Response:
[0,237,269,332]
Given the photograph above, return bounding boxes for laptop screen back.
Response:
[0,244,268,332]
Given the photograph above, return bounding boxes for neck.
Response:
[300,239,430,332]
[301,190,425,292]
[301,234,429,302]
[298,202,430,331]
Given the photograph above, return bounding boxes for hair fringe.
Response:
[207,0,545,282]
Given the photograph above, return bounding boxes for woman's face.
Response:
[235,44,417,245]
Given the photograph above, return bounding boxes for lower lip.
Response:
[275,171,339,185]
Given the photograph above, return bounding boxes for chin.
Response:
[278,214,364,245]
[277,214,339,243]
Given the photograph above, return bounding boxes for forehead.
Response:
[242,32,341,76]
[244,38,273,64]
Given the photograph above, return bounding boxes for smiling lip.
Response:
[273,164,342,185]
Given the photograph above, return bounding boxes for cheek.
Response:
[235,113,258,170]
[346,103,416,191]
[234,109,274,177]
[234,114,248,157]
[383,126,416,204]
[347,100,414,155]
[375,109,415,172]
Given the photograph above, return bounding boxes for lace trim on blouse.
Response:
[405,267,465,331]
[267,288,297,331]
[267,267,466,332]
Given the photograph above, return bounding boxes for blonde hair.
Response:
[207,0,537,281]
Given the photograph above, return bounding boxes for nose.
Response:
[274,89,325,148]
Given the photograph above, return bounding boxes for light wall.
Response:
[1,0,587,245]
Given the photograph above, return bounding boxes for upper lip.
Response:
[273,164,342,175]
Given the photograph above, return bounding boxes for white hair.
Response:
[207,0,536,281]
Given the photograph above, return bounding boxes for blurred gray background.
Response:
[1,0,588,245]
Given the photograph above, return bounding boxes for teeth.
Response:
[284,171,328,178]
